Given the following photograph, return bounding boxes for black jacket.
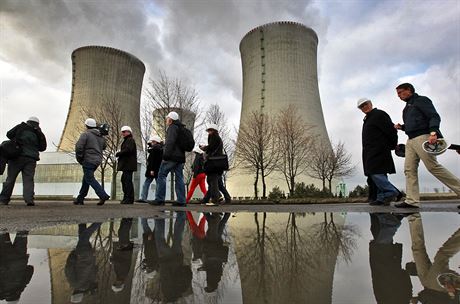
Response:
[7,122,47,161]
[202,132,223,157]
[163,120,186,163]
[401,93,442,139]
[116,135,137,172]
[362,108,397,175]
[191,153,205,178]
[146,143,163,178]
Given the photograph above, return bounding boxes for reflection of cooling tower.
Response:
[58,46,145,151]
[152,107,196,140]
[228,21,332,197]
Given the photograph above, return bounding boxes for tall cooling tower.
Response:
[227,21,332,197]
[152,107,196,140]
[58,46,145,151]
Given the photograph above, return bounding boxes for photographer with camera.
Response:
[74,118,110,206]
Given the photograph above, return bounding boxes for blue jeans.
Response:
[154,161,185,204]
[77,162,108,201]
[370,174,399,201]
[141,176,155,200]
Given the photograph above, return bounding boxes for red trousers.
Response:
[186,173,207,203]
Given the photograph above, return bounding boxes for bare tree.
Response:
[275,105,316,195]
[234,111,279,198]
[307,139,331,192]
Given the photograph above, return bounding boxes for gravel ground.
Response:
[0,199,459,232]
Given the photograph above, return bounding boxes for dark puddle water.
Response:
[1,212,459,304]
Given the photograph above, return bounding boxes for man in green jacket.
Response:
[0,117,47,206]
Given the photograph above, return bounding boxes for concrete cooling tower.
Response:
[152,107,196,140]
[227,21,332,197]
[58,46,145,151]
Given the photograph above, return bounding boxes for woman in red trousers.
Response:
[186,147,207,203]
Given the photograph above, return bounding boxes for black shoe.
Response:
[395,202,419,208]
[120,200,133,205]
[0,200,9,206]
[172,202,186,207]
[26,202,35,206]
[221,198,232,205]
[116,242,134,251]
[148,200,165,206]
[73,199,84,205]
[135,199,147,203]
[97,196,110,206]
[369,200,386,206]
[396,192,404,202]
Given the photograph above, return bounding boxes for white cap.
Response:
[28,116,40,123]
[166,111,179,121]
[121,126,132,133]
[149,135,162,143]
[85,118,97,128]
[112,283,125,293]
[206,123,219,132]
[357,98,371,108]
[70,292,84,303]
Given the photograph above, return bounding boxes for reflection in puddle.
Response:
[0,212,459,303]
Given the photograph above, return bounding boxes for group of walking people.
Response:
[0,110,230,207]
[359,82,460,208]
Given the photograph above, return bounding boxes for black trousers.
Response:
[0,156,36,204]
[121,171,134,203]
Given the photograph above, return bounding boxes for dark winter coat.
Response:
[401,93,443,139]
[116,135,137,172]
[6,122,47,161]
[191,153,205,178]
[362,108,398,176]
[202,132,223,157]
[75,128,106,166]
[163,120,186,163]
[146,143,163,178]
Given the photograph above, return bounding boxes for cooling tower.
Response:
[152,107,196,140]
[58,46,145,151]
[227,21,332,197]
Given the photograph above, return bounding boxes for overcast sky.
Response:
[1,0,459,192]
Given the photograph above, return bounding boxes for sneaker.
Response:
[73,199,84,205]
[223,198,232,204]
[206,201,217,206]
[97,196,110,206]
[148,200,165,206]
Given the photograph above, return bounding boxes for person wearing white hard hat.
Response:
[358,98,401,206]
[150,111,188,206]
[74,118,110,206]
[185,146,207,203]
[394,83,460,208]
[137,135,164,203]
[0,116,47,206]
[116,126,137,204]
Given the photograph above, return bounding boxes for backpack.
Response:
[178,125,195,152]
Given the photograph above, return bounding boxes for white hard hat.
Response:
[206,123,219,132]
[149,135,162,143]
[422,138,448,155]
[85,118,97,128]
[70,292,84,303]
[166,111,179,121]
[28,116,40,123]
[357,98,371,108]
[112,283,125,293]
[120,126,132,133]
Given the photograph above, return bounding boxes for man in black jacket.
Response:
[116,126,137,204]
[358,98,400,205]
[74,118,110,206]
[394,83,460,208]
[150,111,186,206]
[137,135,163,203]
[0,116,46,206]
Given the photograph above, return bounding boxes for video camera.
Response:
[98,123,110,136]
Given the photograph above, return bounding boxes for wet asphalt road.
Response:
[0,199,459,232]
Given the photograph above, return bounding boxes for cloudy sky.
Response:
[1,0,459,192]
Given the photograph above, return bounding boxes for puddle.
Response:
[0,212,459,303]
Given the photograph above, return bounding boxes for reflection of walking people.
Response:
[357,98,400,206]
[0,117,46,206]
[186,148,207,203]
[74,118,110,206]
[137,136,163,203]
[140,218,159,278]
[407,213,460,303]
[150,112,187,206]
[0,231,34,303]
[394,83,460,208]
[116,126,137,204]
[200,124,230,206]
[368,213,412,303]
[155,211,192,302]
[112,218,134,293]
[65,223,101,303]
